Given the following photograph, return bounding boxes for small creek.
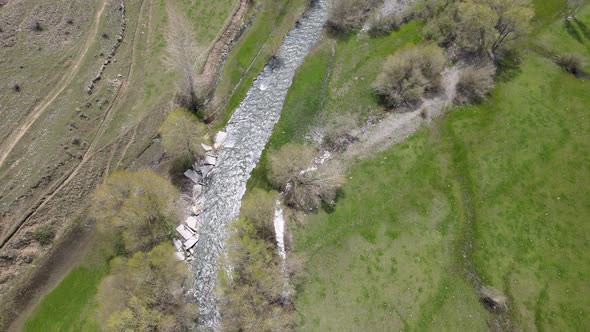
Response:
[191,0,328,329]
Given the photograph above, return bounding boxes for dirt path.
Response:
[342,67,460,160]
[0,0,109,169]
[0,0,150,250]
[200,0,249,95]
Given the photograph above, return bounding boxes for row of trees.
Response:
[220,191,302,330]
[92,170,197,331]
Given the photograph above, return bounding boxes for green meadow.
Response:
[292,1,590,331]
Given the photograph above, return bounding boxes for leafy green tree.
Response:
[92,170,178,253]
[457,0,534,58]
[241,189,278,242]
[97,244,198,332]
[160,108,208,160]
[220,219,296,331]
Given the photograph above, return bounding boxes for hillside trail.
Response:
[0,0,150,250]
[341,67,460,161]
[0,0,109,169]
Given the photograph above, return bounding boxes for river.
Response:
[191,0,328,329]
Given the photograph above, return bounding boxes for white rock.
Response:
[186,216,198,231]
[184,169,201,184]
[184,235,199,249]
[174,252,185,261]
[214,131,227,149]
[173,239,183,251]
[176,224,194,240]
[192,184,203,197]
[201,143,213,151]
[204,156,217,166]
[201,165,213,177]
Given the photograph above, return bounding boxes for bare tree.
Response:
[566,0,584,20]
[164,7,206,112]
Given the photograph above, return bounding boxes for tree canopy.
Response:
[92,170,178,253]
[457,0,534,58]
[97,244,198,332]
[160,107,208,160]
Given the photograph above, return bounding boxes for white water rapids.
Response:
[192,0,328,329]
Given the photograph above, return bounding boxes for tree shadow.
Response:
[564,20,583,43]
[574,18,590,41]
[496,49,523,82]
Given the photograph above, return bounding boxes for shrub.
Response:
[97,244,197,331]
[322,115,358,152]
[268,144,344,211]
[268,144,315,191]
[373,44,446,108]
[422,9,457,45]
[11,82,20,92]
[33,225,55,245]
[160,108,208,160]
[556,53,584,74]
[455,64,496,104]
[406,0,450,21]
[101,32,109,39]
[284,162,345,211]
[168,155,194,187]
[92,170,178,253]
[241,189,277,242]
[221,219,296,331]
[327,0,382,33]
[368,14,401,37]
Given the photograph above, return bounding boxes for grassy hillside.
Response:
[293,2,590,331]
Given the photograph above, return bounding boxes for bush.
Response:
[422,9,457,45]
[268,144,315,191]
[368,14,401,37]
[221,219,296,331]
[241,189,277,242]
[322,115,358,152]
[373,44,446,108]
[33,225,55,245]
[284,162,345,211]
[455,64,496,104]
[327,0,382,33]
[268,144,344,211]
[168,155,194,187]
[160,108,208,160]
[12,82,20,93]
[97,244,197,331]
[92,170,178,253]
[556,53,584,74]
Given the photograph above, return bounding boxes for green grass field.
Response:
[293,2,590,331]
[23,264,107,332]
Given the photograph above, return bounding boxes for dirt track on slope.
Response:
[342,67,460,160]
[0,0,109,169]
